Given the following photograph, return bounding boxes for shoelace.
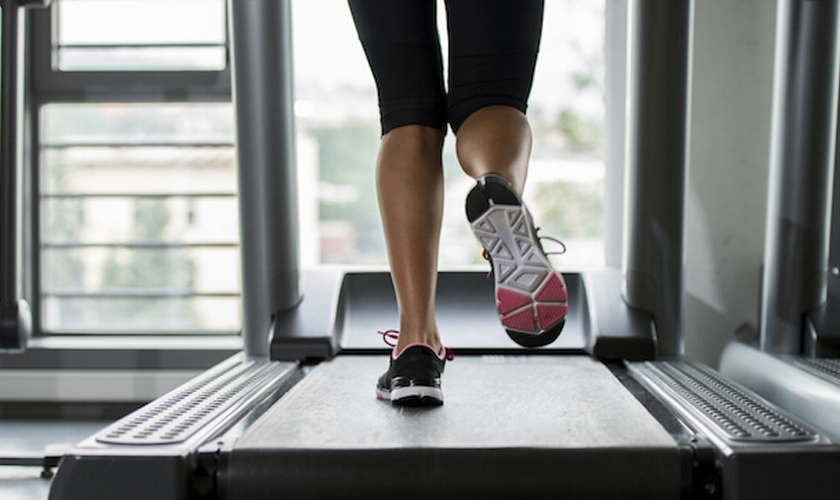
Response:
[379,329,400,347]
[536,228,567,256]
[377,330,455,361]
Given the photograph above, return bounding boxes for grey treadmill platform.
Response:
[225,355,681,499]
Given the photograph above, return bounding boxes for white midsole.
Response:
[381,385,444,402]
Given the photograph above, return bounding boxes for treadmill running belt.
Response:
[226,355,680,499]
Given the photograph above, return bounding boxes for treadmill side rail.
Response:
[631,359,840,500]
[584,268,657,361]
[721,341,840,445]
[270,267,345,361]
[48,354,299,500]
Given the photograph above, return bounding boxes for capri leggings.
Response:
[348,0,544,135]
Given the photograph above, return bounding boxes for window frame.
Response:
[2,0,627,374]
[26,2,236,339]
[31,2,232,103]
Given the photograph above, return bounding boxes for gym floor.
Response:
[0,405,136,500]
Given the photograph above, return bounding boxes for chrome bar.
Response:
[761,0,840,354]
[624,0,693,358]
[228,0,300,360]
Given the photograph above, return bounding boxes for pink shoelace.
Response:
[378,330,455,361]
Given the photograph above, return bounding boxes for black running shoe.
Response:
[466,173,568,347]
[375,332,453,406]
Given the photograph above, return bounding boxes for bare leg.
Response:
[456,105,532,195]
[376,125,445,354]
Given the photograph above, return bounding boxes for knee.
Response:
[380,125,445,164]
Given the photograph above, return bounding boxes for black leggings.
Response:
[348,0,544,135]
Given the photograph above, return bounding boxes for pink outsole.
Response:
[497,287,531,315]
[535,272,568,302]
[536,303,568,330]
[501,308,537,332]
[496,271,568,334]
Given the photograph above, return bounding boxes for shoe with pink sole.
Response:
[466,174,568,347]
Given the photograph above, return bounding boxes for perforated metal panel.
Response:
[795,358,840,383]
[635,361,818,443]
[97,360,289,445]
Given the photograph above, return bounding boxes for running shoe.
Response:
[375,330,453,406]
[466,173,568,347]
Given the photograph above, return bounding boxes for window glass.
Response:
[527,1,606,268]
[41,103,240,333]
[38,0,607,334]
[56,0,227,71]
[292,0,606,268]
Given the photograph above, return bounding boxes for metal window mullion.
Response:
[43,290,240,298]
[604,0,628,269]
[37,87,232,105]
[50,0,60,70]
[33,76,233,104]
[41,242,239,249]
[45,329,239,336]
[42,142,235,148]
[29,96,45,339]
[59,43,227,50]
[42,193,237,199]
[31,9,232,104]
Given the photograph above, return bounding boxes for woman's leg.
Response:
[457,105,569,346]
[376,125,445,354]
[349,0,448,352]
[455,105,532,195]
[350,0,451,405]
[446,1,566,346]
[444,0,544,192]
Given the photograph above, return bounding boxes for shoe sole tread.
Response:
[471,204,568,342]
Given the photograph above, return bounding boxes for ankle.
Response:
[394,328,441,355]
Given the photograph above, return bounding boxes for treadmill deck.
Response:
[228,355,680,499]
[236,355,675,449]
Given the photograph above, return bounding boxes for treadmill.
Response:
[37,0,840,499]
[720,0,840,444]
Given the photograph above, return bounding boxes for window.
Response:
[525,1,606,268]
[55,0,227,71]
[40,103,238,333]
[31,0,608,335]
[292,0,606,268]
[31,0,236,335]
